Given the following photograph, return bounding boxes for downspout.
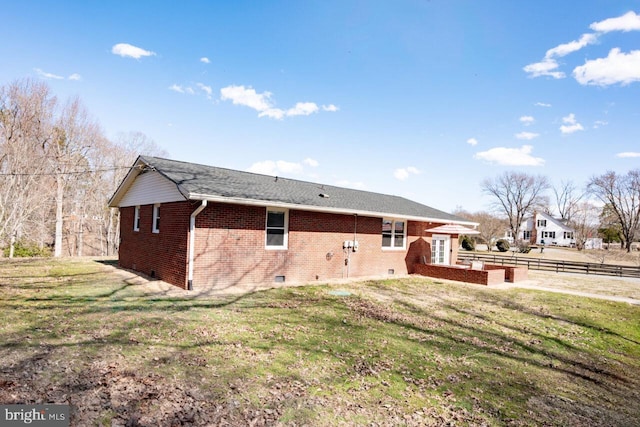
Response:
[187,200,208,290]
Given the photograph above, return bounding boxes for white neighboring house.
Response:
[505,211,576,247]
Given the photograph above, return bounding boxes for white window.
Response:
[537,219,547,227]
[134,206,140,231]
[152,204,160,233]
[266,209,288,249]
[564,231,574,239]
[382,219,406,249]
[542,231,556,239]
[523,230,531,240]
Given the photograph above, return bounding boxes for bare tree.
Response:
[0,79,168,258]
[588,170,640,252]
[553,180,583,222]
[453,209,507,251]
[0,79,56,257]
[48,97,102,257]
[481,171,550,243]
[567,201,599,251]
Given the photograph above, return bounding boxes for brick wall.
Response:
[484,265,528,282]
[414,263,506,286]
[190,202,456,289]
[120,200,462,290]
[119,201,193,288]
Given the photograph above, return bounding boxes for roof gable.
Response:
[118,170,186,207]
[110,156,474,225]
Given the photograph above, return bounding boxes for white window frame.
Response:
[523,230,531,240]
[134,205,140,231]
[152,204,160,234]
[382,218,406,250]
[537,219,547,227]
[431,234,450,265]
[265,208,288,249]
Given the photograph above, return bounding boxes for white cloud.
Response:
[526,11,640,81]
[593,120,609,128]
[394,169,410,181]
[545,33,598,58]
[573,48,640,86]
[534,102,552,107]
[286,102,319,117]
[466,138,478,146]
[394,166,421,181]
[34,68,63,80]
[560,123,584,134]
[616,152,640,158]
[474,145,544,166]
[560,113,584,134]
[247,160,304,176]
[590,11,640,33]
[197,83,212,99]
[520,115,535,125]
[515,132,539,140]
[220,84,336,120]
[200,57,211,64]
[111,43,156,59]
[68,73,82,81]
[563,113,578,124]
[258,108,285,120]
[220,85,273,111]
[303,158,319,167]
[169,84,186,93]
[523,58,565,79]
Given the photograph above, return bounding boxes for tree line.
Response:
[455,170,640,253]
[0,79,166,258]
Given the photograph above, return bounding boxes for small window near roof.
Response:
[134,206,140,231]
[152,204,160,233]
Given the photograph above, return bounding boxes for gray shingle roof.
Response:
[139,156,470,223]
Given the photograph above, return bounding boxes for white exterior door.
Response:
[431,235,450,265]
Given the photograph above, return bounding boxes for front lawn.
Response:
[1,258,638,426]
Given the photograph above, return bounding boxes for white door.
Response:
[431,235,450,265]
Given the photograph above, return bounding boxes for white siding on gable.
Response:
[118,171,186,207]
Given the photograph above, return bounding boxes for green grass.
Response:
[1,258,639,426]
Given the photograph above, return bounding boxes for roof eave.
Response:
[186,192,478,226]
[108,156,146,207]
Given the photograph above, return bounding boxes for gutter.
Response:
[186,193,478,227]
[187,200,207,290]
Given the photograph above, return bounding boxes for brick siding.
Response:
[484,265,528,282]
[119,200,461,290]
[118,201,193,288]
[414,263,506,286]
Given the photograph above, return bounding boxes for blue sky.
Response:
[1,1,639,213]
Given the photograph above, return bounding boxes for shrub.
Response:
[517,241,531,253]
[496,239,510,252]
[461,235,475,251]
[3,241,52,258]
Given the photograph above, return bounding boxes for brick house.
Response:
[108,156,478,290]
